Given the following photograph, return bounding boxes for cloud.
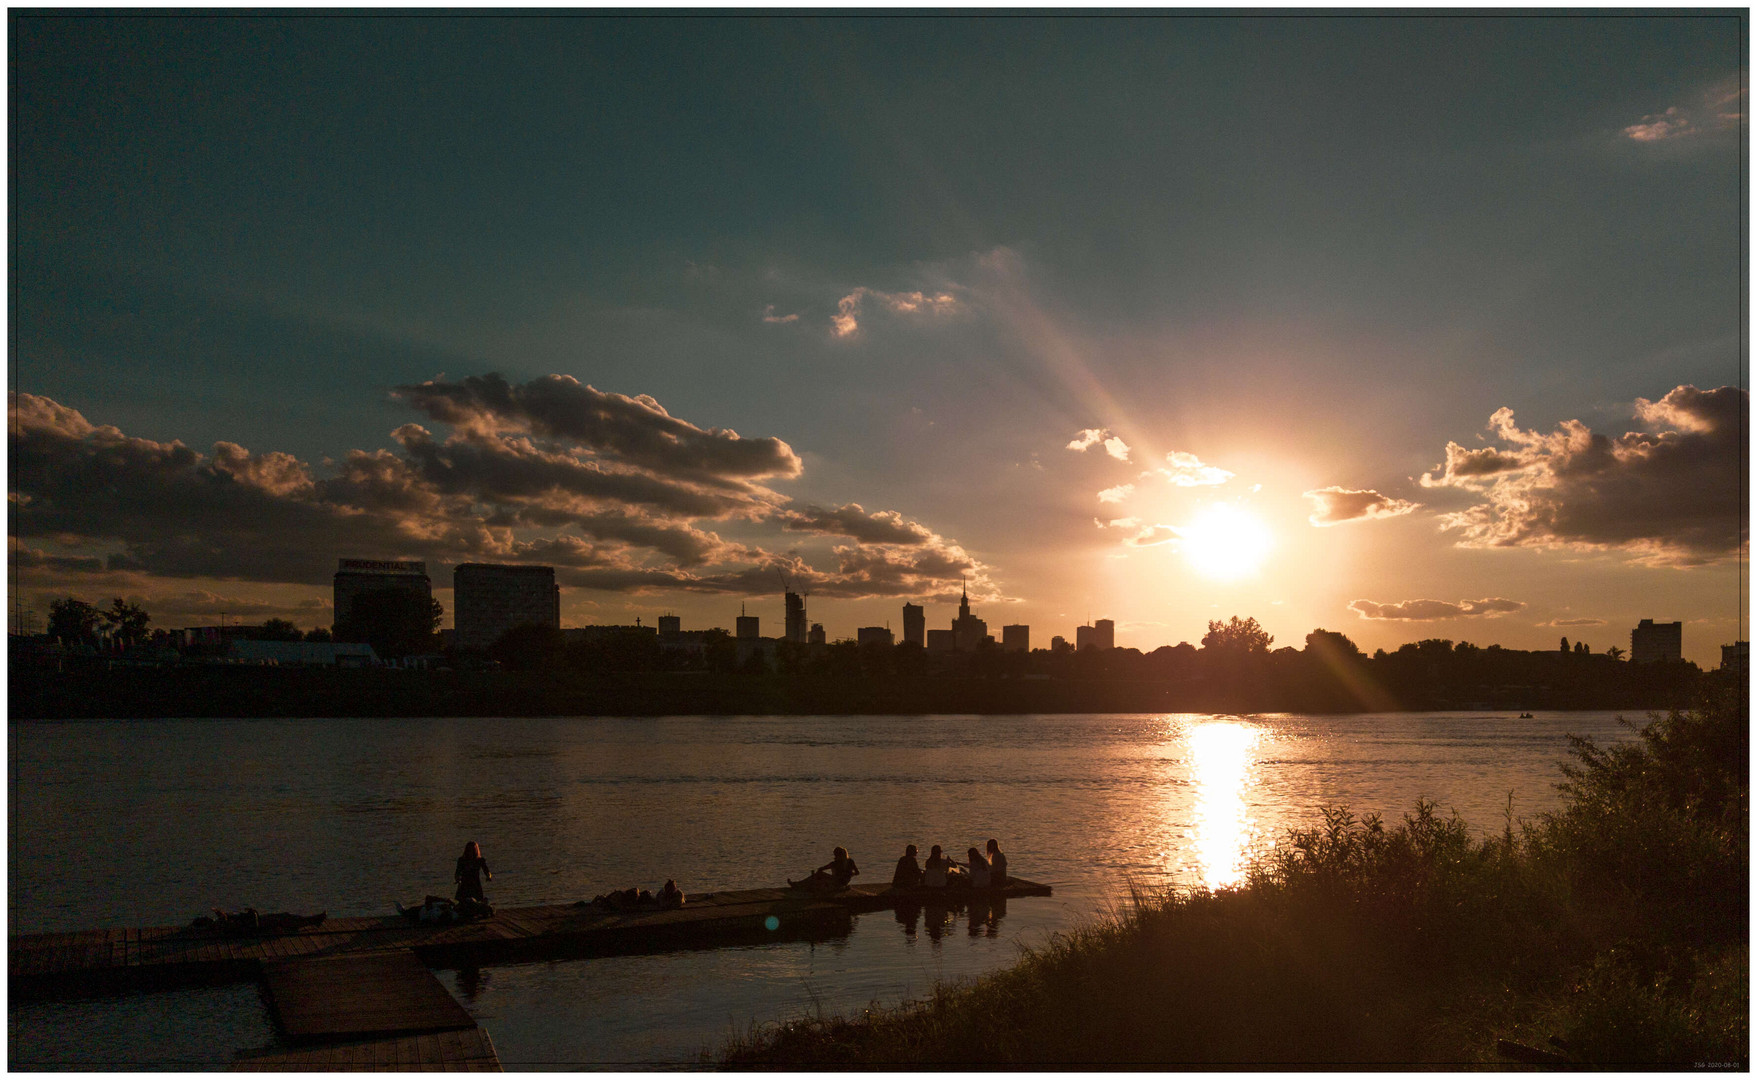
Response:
[1152,450,1232,487]
[1124,523,1180,547]
[831,287,959,338]
[1624,105,1695,142]
[393,373,801,485]
[1097,484,1135,504]
[1419,385,1746,567]
[1349,597,1527,621]
[775,503,936,546]
[761,304,800,324]
[1545,617,1606,628]
[1623,83,1747,142]
[1067,428,1131,461]
[10,386,990,603]
[1304,486,1420,526]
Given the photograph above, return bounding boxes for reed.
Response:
[720,691,1747,1066]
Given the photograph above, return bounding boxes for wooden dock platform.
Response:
[234,1027,501,1071]
[11,879,1051,1001]
[262,951,478,1042]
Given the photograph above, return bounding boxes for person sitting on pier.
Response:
[657,879,685,909]
[455,841,492,905]
[891,844,923,889]
[923,845,951,888]
[964,846,992,889]
[986,838,1007,888]
[791,846,859,892]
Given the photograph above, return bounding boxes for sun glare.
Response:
[1180,504,1273,580]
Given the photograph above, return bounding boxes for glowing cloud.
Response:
[832,286,959,337]
[1349,597,1527,621]
[1067,428,1132,462]
[1303,486,1420,526]
[1097,483,1135,504]
[1154,451,1233,487]
[1420,385,1746,567]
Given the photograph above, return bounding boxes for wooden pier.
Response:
[11,878,1052,1001]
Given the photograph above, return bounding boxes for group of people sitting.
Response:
[789,839,1010,894]
[891,839,1008,891]
[586,879,686,912]
[397,894,495,924]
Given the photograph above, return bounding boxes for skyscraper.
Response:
[785,592,807,643]
[452,563,559,651]
[1630,619,1682,663]
[902,603,925,647]
[1002,624,1029,652]
[951,581,988,651]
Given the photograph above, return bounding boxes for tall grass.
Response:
[721,692,1747,1066]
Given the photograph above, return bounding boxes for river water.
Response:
[9,711,1641,1068]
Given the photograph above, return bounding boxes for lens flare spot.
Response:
[763,915,780,931]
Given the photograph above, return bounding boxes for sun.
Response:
[1179,504,1274,580]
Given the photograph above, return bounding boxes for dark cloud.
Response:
[11,386,987,604]
[393,373,802,485]
[776,503,935,546]
[1349,597,1527,621]
[9,542,105,574]
[1303,487,1420,527]
[1420,385,1746,567]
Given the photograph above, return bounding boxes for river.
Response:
[9,710,1642,1068]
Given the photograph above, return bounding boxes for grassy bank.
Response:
[722,691,1748,1066]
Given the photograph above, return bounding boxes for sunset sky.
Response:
[11,14,1747,664]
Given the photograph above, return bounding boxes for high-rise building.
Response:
[857,626,894,646]
[1720,640,1748,674]
[736,605,760,639]
[951,581,988,651]
[1630,619,1682,663]
[452,563,560,651]
[785,592,808,643]
[658,614,681,637]
[333,559,431,633]
[902,603,925,647]
[807,622,826,645]
[1094,619,1115,650]
[1075,624,1096,650]
[1002,624,1029,652]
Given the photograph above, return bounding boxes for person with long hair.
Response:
[455,841,492,904]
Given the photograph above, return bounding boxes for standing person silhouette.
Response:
[455,841,492,904]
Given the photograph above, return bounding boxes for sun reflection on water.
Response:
[1187,721,1261,888]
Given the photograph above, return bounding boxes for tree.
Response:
[1560,637,1570,654]
[1304,629,1361,661]
[1202,616,1273,654]
[1606,645,1625,661]
[335,588,442,659]
[47,598,101,648]
[102,598,151,648]
[304,626,333,643]
[254,618,303,642]
[489,624,567,670]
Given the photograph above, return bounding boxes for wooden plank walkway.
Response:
[11,878,1051,1000]
[235,1027,500,1071]
[262,951,478,1042]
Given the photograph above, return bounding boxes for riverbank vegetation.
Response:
[721,691,1747,1066]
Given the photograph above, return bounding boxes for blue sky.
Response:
[11,14,1747,662]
